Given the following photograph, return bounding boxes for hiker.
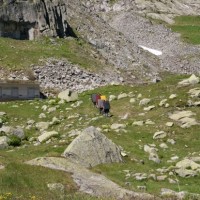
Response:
[97,98,104,114]
[91,94,97,106]
[95,94,101,107]
[100,95,106,101]
[103,100,110,117]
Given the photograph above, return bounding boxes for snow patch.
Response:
[139,45,162,56]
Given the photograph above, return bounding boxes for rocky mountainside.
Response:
[0,74,200,199]
[0,0,200,87]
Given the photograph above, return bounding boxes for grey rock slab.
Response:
[188,88,200,98]
[159,143,168,149]
[161,188,186,199]
[153,131,167,139]
[26,157,153,200]
[178,74,199,86]
[47,107,57,113]
[62,126,123,168]
[169,94,177,99]
[129,98,136,103]
[132,121,144,126]
[111,123,126,130]
[39,113,46,119]
[35,122,50,131]
[165,122,174,127]
[159,99,167,107]
[176,159,200,170]
[145,119,155,125]
[169,110,199,128]
[144,105,155,111]
[0,126,12,134]
[27,120,35,125]
[149,152,161,164]
[117,93,128,100]
[38,131,59,143]
[175,168,197,178]
[0,136,10,149]
[139,98,151,106]
[169,110,195,121]
[11,127,25,139]
[109,95,117,101]
[157,175,167,181]
[167,139,176,145]
[50,117,60,125]
[180,117,199,128]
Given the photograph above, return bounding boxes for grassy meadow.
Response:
[169,16,200,45]
[0,37,106,72]
[0,13,200,200]
[0,74,200,199]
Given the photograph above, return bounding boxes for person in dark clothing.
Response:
[91,94,97,106]
[103,100,110,117]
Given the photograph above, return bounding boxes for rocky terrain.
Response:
[0,74,200,199]
[32,58,122,94]
[0,0,200,92]
[0,0,200,199]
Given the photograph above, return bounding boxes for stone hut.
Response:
[0,80,40,100]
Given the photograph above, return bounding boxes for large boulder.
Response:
[58,89,78,102]
[178,74,200,86]
[0,126,12,134]
[175,158,200,178]
[62,126,123,168]
[169,110,199,128]
[188,88,200,98]
[11,127,25,139]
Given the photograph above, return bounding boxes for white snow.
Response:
[139,45,162,56]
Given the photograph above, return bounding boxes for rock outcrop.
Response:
[33,59,120,93]
[0,0,74,40]
[1,0,200,83]
[62,126,123,168]
[26,157,154,200]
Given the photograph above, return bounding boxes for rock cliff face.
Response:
[0,0,75,40]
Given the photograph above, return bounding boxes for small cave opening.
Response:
[53,7,77,39]
[65,21,77,38]
[0,21,38,40]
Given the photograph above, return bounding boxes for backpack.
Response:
[96,94,101,103]
[103,100,110,109]
[97,99,104,108]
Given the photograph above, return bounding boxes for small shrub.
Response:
[8,135,21,147]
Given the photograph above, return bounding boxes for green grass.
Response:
[0,74,200,199]
[0,37,106,72]
[169,16,200,45]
